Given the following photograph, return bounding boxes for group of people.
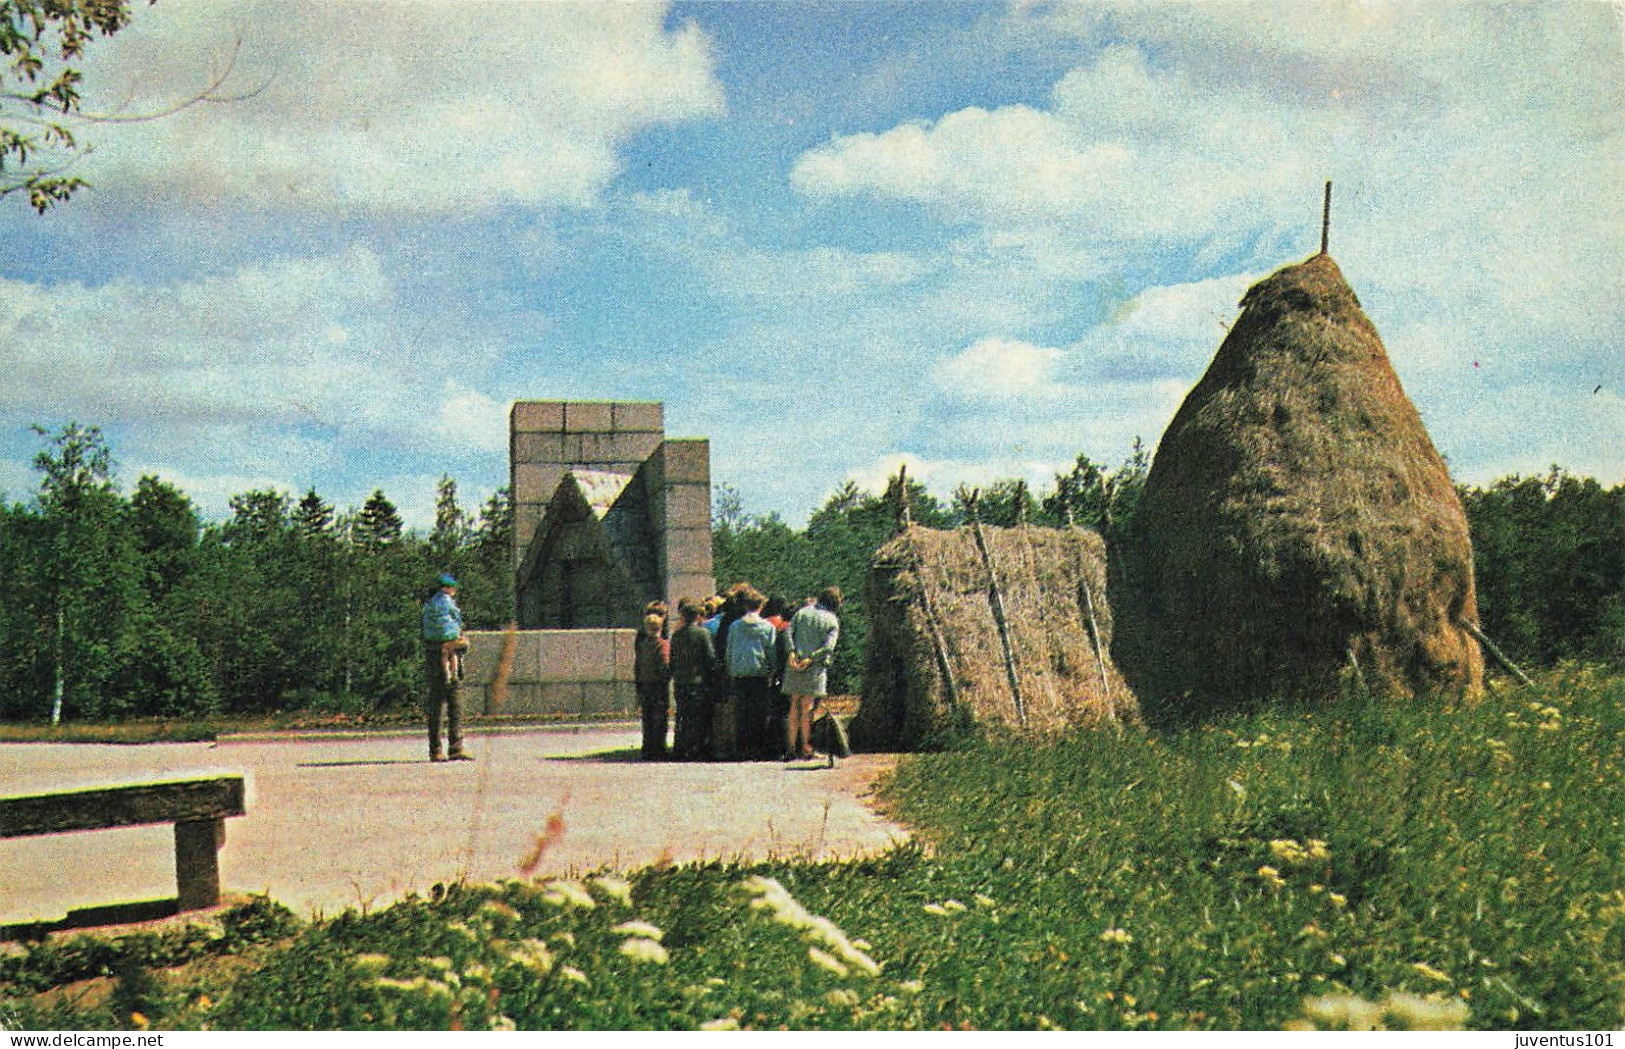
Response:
[418,572,842,765]
[635,584,844,762]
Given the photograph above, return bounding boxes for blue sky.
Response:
[2,1,1620,529]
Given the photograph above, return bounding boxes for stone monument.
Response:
[460,400,715,716]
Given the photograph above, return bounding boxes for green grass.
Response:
[4,667,1620,1031]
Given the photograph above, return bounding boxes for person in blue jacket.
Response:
[422,572,469,762]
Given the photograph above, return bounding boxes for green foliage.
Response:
[1,1,133,211]
[0,425,517,721]
[1461,469,1625,668]
[712,443,1150,693]
[8,670,1617,1031]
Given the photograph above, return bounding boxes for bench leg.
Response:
[174,818,224,911]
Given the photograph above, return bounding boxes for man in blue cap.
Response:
[422,572,469,761]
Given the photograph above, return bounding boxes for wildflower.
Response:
[1305,839,1331,862]
[1329,953,1347,967]
[1411,962,1451,984]
[1227,779,1247,799]
[1270,839,1309,865]
[922,902,950,916]
[559,966,589,986]
[551,931,576,948]
[620,937,670,965]
[611,919,664,941]
[509,939,553,975]
[826,989,860,1007]
[942,899,967,912]
[899,980,924,995]
[480,900,521,922]
[1257,866,1286,890]
[1327,892,1348,909]
[1383,993,1470,1031]
[973,893,997,909]
[699,1018,741,1031]
[542,880,596,909]
[1099,928,1133,944]
[739,876,881,977]
[591,875,634,906]
[808,946,850,977]
[490,1016,516,1032]
[131,1013,149,1030]
[424,956,454,972]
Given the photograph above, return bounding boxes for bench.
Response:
[0,775,246,914]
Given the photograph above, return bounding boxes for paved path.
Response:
[0,727,907,923]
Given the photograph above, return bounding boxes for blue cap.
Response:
[438,573,458,588]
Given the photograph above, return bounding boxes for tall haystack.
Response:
[852,523,1135,751]
[1114,253,1483,720]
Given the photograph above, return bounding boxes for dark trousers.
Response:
[424,645,463,758]
[638,681,670,760]
[674,682,710,760]
[734,677,773,759]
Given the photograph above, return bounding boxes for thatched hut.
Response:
[851,523,1134,751]
[1114,252,1483,721]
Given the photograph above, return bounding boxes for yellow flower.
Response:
[1327,892,1347,908]
[1099,927,1133,944]
[1411,962,1451,984]
[559,965,589,986]
[922,903,950,916]
[1257,866,1287,890]
[130,1012,150,1030]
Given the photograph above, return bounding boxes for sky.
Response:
[1,0,1621,530]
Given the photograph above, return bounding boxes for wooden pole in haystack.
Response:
[889,464,913,534]
[967,489,1027,727]
[1065,508,1114,720]
[1321,180,1332,255]
[1463,620,1534,687]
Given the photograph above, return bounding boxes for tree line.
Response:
[0,424,1617,722]
[0,423,514,722]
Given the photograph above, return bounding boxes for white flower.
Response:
[559,965,589,986]
[699,1018,740,1031]
[508,938,553,975]
[620,937,670,965]
[591,875,634,906]
[807,947,849,977]
[542,880,596,909]
[611,919,664,941]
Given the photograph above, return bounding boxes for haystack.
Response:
[1114,253,1483,720]
[851,523,1135,751]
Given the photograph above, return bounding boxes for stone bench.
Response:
[0,775,246,913]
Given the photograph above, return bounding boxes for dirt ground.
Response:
[0,725,907,924]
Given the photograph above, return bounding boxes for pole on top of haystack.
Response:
[892,464,912,534]
[1320,180,1332,255]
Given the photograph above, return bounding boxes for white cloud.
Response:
[842,451,1065,504]
[435,382,508,454]
[80,0,724,214]
[0,245,520,466]
[936,337,1066,399]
